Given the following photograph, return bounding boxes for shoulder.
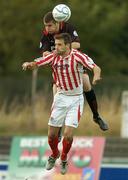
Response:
[71,49,81,58]
[75,50,88,57]
[43,52,55,61]
[65,22,76,30]
[42,29,48,36]
[60,22,75,31]
[72,49,78,53]
[40,29,49,41]
[72,49,82,56]
[72,49,89,59]
[51,50,58,58]
[40,29,52,42]
[41,29,52,38]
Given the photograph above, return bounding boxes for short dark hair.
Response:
[54,33,72,45]
[43,12,56,23]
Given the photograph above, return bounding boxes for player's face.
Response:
[44,21,59,34]
[55,39,69,55]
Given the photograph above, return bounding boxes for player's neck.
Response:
[62,49,71,58]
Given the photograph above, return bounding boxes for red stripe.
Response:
[36,54,53,66]
[76,63,81,84]
[43,29,48,36]
[75,53,92,69]
[66,62,73,90]
[60,59,68,91]
[59,22,64,30]
[77,105,81,122]
[71,54,78,88]
[82,53,95,68]
[81,52,89,60]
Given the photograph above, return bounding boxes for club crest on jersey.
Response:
[54,63,69,70]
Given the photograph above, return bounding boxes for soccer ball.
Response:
[52,4,71,22]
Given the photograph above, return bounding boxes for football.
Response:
[52,4,71,22]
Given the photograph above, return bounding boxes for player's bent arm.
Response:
[82,74,92,92]
[71,42,80,49]
[92,65,101,85]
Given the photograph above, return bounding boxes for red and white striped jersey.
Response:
[35,49,95,95]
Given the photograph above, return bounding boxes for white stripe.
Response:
[68,58,75,89]
[35,54,53,66]
[63,59,70,90]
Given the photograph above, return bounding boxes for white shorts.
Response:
[48,93,84,128]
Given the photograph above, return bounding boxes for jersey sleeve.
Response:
[39,33,51,53]
[34,53,54,66]
[75,52,95,70]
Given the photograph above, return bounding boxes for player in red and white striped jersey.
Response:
[22,33,102,174]
[35,49,95,95]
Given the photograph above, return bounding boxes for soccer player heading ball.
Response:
[40,10,108,132]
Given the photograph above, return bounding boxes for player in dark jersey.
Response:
[40,13,80,55]
[40,12,108,135]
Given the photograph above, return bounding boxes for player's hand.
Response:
[22,62,29,70]
[22,62,37,71]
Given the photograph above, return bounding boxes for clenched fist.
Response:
[22,62,37,70]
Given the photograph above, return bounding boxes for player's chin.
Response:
[48,31,54,34]
[56,51,61,55]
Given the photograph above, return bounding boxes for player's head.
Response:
[54,33,71,55]
[43,12,59,34]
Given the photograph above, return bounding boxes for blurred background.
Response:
[0,0,128,136]
[0,0,128,179]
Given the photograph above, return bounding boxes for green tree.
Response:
[0,0,128,75]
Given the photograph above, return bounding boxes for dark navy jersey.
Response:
[40,22,80,53]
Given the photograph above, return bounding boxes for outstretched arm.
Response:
[22,53,54,71]
[22,61,37,70]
